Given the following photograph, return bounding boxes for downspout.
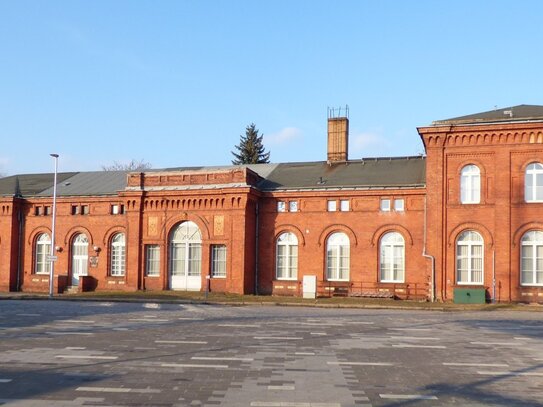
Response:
[492,249,496,303]
[16,204,24,291]
[422,196,436,302]
[254,201,259,295]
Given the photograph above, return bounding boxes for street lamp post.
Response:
[48,154,59,297]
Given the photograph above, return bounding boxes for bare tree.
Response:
[101,159,152,171]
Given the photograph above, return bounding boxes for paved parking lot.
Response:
[0,300,543,406]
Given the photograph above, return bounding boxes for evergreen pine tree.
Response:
[231,123,271,165]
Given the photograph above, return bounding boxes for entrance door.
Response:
[169,221,202,290]
[72,234,89,286]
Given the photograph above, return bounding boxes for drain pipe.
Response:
[422,196,436,302]
[254,201,259,295]
[492,249,496,303]
[16,204,24,291]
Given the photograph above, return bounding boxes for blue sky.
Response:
[1,0,543,175]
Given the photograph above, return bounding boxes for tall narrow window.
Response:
[326,232,349,281]
[211,245,227,278]
[71,234,89,284]
[456,231,483,284]
[460,165,481,204]
[380,232,405,283]
[110,233,126,276]
[145,245,160,277]
[521,231,543,286]
[35,233,51,274]
[276,232,298,280]
[525,163,543,202]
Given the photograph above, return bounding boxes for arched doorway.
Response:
[71,234,89,286]
[169,221,202,290]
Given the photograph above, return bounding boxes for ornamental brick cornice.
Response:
[420,127,543,148]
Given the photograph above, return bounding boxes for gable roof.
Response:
[257,157,426,191]
[433,105,543,125]
[0,172,79,198]
[0,157,426,198]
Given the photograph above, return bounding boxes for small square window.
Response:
[35,206,43,216]
[277,201,286,212]
[394,199,404,211]
[81,205,89,215]
[111,204,119,215]
[327,200,337,212]
[380,199,391,212]
[44,206,52,216]
[289,201,298,212]
[71,205,80,215]
[340,200,349,212]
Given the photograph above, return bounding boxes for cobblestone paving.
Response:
[0,300,543,406]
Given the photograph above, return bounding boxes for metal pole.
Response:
[48,154,59,297]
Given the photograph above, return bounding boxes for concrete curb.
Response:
[1,293,540,312]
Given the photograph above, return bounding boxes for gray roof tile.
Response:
[434,104,543,125]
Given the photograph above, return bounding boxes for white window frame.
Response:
[110,233,126,276]
[327,200,337,212]
[72,233,89,278]
[525,163,543,202]
[211,244,227,278]
[380,199,391,212]
[289,201,298,212]
[379,232,405,283]
[326,232,350,281]
[394,199,404,212]
[456,231,484,285]
[460,165,481,204]
[145,245,160,277]
[35,233,51,275]
[277,201,286,212]
[340,200,350,212]
[521,231,543,286]
[170,221,202,277]
[276,232,298,280]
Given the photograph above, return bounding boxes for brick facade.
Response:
[1,106,543,302]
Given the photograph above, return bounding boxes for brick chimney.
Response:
[327,116,349,162]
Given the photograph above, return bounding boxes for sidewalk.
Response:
[1,290,541,312]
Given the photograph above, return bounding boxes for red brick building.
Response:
[1,105,543,302]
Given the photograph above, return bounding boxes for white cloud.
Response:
[350,129,392,157]
[266,127,302,146]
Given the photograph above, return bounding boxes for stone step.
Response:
[63,286,79,294]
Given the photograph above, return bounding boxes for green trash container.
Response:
[453,288,486,304]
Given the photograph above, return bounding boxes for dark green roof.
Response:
[0,172,78,198]
[0,157,426,198]
[257,157,426,191]
[433,105,543,125]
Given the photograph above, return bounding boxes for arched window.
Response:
[35,233,51,274]
[525,163,543,202]
[276,232,298,280]
[326,232,349,281]
[169,221,202,290]
[521,231,543,286]
[460,165,480,204]
[110,233,126,276]
[380,232,405,282]
[456,231,483,284]
[72,234,89,285]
